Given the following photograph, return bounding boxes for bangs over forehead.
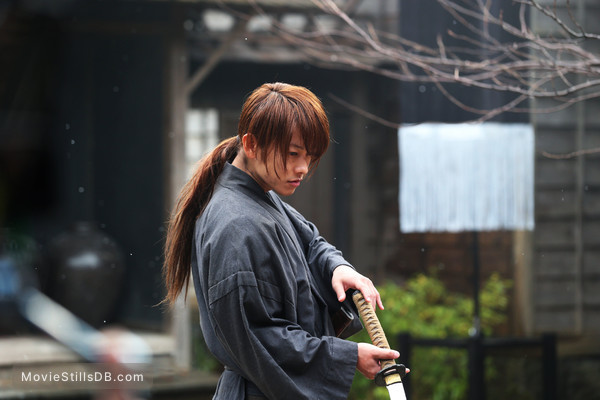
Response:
[238,83,330,169]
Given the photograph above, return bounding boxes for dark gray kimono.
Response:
[191,163,361,400]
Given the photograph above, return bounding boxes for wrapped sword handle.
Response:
[352,290,406,387]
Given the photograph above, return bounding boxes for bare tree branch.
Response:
[247,0,600,120]
[542,147,600,159]
[526,0,600,39]
[220,0,600,156]
[328,93,401,129]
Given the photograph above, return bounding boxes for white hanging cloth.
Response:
[399,123,535,233]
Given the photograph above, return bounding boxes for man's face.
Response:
[250,130,312,197]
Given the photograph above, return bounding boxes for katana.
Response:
[352,290,408,400]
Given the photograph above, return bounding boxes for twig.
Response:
[328,93,400,129]
[542,147,600,159]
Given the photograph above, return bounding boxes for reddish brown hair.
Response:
[162,82,330,305]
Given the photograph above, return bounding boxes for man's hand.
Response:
[357,343,411,380]
[357,343,399,379]
[331,265,384,310]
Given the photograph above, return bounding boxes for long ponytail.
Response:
[163,82,330,306]
[162,136,239,305]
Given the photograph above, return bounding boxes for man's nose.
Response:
[295,157,309,175]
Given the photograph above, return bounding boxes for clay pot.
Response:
[46,222,125,328]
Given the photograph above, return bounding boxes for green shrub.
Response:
[348,272,512,400]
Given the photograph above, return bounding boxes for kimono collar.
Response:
[219,162,276,205]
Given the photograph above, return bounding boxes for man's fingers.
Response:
[332,281,346,302]
[355,282,374,305]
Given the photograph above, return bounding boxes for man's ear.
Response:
[241,133,258,159]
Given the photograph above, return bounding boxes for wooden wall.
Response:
[531,0,600,336]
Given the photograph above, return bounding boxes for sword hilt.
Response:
[352,290,406,387]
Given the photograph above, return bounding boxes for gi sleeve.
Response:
[279,199,363,339]
[280,200,353,282]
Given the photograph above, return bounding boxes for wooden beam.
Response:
[163,3,192,371]
[513,230,534,335]
[573,0,586,336]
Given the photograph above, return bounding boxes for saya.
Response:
[353,290,409,400]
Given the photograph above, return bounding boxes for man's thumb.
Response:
[385,349,400,359]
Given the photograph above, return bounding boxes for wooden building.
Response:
[0,0,598,398]
[0,0,399,397]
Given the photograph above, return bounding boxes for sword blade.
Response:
[386,382,407,400]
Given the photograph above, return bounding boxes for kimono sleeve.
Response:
[278,199,363,339]
[280,200,352,282]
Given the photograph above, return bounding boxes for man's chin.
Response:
[274,188,296,197]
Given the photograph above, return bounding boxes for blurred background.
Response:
[0,0,598,399]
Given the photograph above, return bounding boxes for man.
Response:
[163,83,400,399]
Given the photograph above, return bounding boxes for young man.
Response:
[163,83,399,399]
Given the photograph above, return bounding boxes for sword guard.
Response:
[375,363,407,387]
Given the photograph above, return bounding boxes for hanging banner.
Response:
[399,123,535,233]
